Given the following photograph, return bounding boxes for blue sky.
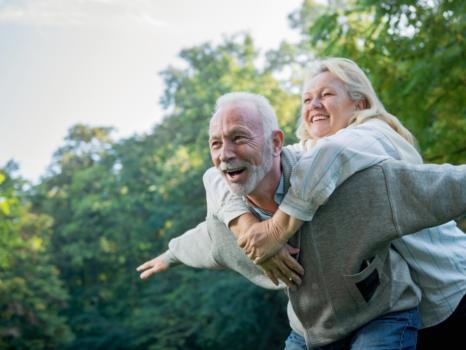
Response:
[0,0,303,182]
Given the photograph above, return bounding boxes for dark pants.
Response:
[417,294,466,350]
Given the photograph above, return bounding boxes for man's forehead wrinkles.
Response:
[210,123,253,137]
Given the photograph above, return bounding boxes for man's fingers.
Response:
[139,263,164,279]
[136,260,153,271]
[140,268,158,280]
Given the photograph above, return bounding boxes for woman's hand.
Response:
[238,209,304,263]
[258,245,303,289]
[238,219,286,262]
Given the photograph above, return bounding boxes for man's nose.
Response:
[220,142,235,162]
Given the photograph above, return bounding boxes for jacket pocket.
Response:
[343,255,387,306]
[355,265,380,302]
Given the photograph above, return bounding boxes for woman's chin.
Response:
[310,128,330,139]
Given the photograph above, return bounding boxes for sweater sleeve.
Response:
[279,126,392,221]
[203,167,250,226]
[167,221,224,269]
[381,160,466,237]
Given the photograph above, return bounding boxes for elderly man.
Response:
[137,92,466,349]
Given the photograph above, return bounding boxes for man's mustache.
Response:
[218,161,250,172]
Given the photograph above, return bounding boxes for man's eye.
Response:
[303,98,311,104]
[210,141,220,149]
[234,136,246,143]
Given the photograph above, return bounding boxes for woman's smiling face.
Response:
[302,71,358,139]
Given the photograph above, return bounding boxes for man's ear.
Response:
[272,130,284,156]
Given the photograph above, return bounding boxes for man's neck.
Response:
[246,164,281,214]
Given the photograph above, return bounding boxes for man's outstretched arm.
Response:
[136,221,221,280]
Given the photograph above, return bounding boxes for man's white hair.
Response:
[212,92,279,138]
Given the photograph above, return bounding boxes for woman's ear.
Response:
[355,98,368,111]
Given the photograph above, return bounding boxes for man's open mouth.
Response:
[225,167,247,178]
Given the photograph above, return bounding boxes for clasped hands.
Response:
[238,209,303,263]
[235,210,304,288]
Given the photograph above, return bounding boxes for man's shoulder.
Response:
[281,146,302,166]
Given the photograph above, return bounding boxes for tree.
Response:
[0,166,73,349]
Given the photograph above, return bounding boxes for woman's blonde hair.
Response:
[296,57,417,147]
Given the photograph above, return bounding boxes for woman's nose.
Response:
[311,97,323,109]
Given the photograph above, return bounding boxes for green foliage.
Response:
[0,168,73,349]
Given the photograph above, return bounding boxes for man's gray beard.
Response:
[224,142,274,197]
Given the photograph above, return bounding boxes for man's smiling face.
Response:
[209,102,273,196]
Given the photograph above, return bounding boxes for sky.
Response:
[0,0,304,183]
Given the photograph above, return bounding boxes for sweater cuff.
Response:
[279,195,314,221]
[279,186,333,222]
[159,250,180,266]
[218,204,251,227]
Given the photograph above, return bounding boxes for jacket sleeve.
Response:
[203,167,250,226]
[167,221,224,269]
[381,160,466,236]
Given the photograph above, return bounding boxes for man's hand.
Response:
[238,209,303,263]
[136,256,170,280]
[258,245,304,289]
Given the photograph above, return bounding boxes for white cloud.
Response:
[139,13,167,28]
